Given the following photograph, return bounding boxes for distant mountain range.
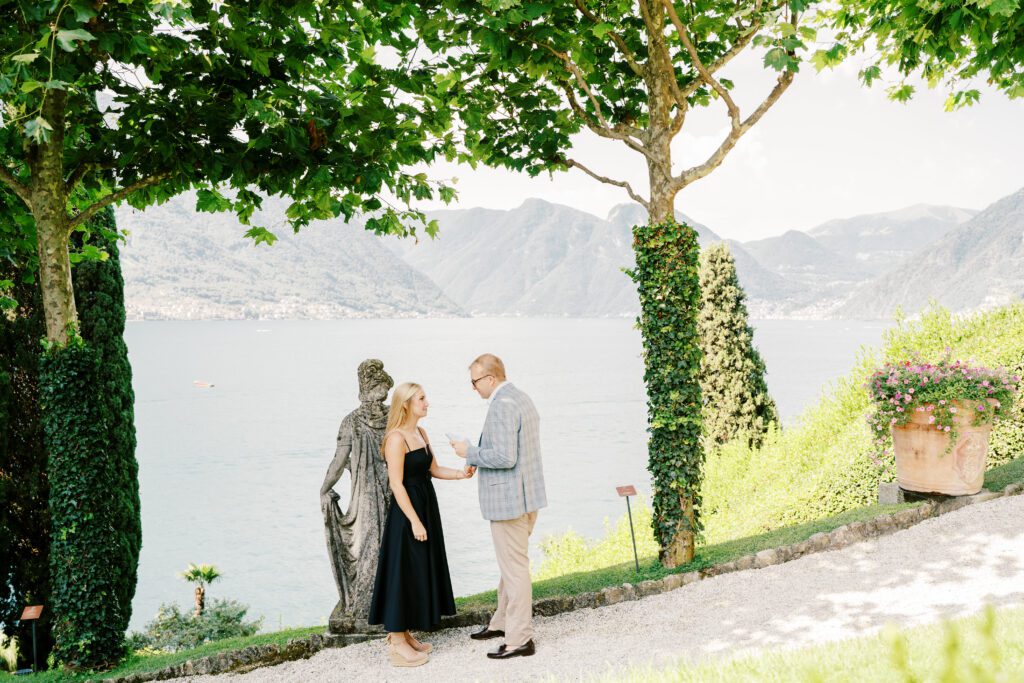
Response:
[115,187,1022,321]
[117,194,463,320]
[840,190,1024,318]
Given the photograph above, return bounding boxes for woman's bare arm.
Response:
[421,428,474,480]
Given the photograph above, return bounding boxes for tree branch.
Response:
[663,0,740,130]
[565,158,649,208]
[678,22,761,101]
[65,163,94,194]
[674,71,794,190]
[68,172,174,231]
[558,82,655,160]
[0,164,32,208]
[573,0,645,77]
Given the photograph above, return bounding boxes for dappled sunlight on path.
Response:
[176,494,1024,682]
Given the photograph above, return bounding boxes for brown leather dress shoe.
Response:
[487,640,536,659]
[469,626,505,640]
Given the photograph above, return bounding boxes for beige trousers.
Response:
[487,511,538,648]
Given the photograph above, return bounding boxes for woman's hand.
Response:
[461,466,476,480]
[411,520,428,542]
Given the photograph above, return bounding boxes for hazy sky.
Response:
[420,53,1024,243]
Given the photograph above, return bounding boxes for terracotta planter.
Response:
[891,400,994,496]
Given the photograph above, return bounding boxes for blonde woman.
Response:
[368,382,474,667]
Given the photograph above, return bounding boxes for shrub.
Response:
[128,600,262,653]
[701,303,1024,543]
[698,242,778,449]
[1,634,17,673]
[535,498,659,580]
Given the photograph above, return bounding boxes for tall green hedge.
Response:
[42,207,140,669]
[0,230,53,668]
[627,220,704,567]
[698,242,778,449]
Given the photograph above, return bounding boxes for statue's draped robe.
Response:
[323,407,390,618]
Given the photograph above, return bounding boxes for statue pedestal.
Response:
[328,600,385,636]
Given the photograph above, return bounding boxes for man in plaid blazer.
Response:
[452,353,547,659]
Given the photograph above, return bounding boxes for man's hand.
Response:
[451,439,469,458]
[462,465,476,479]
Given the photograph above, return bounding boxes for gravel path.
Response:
[178,494,1024,682]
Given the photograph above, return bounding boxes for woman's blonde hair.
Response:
[381,382,423,455]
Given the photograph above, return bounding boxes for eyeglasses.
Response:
[471,374,493,389]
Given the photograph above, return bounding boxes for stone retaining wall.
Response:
[94,482,1022,682]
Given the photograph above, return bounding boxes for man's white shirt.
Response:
[489,381,509,403]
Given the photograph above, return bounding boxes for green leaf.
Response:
[244,226,278,246]
[592,22,614,39]
[943,89,981,111]
[23,116,53,143]
[21,80,43,93]
[251,50,271,77]
[68,244,109,264]
[12,52,41,64]
[69,0,98,23]
[195,189,232,213]
[860,65,882,86]
[55,28,96,53]
[763,47,791,71]
[978,0,1019,16]
[886,83,916,102]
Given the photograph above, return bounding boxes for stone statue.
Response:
[320,359,393,631]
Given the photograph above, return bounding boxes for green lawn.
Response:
[982,452,1024,492]
[605,604,1024,682]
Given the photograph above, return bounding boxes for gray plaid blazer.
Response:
[466,383,548,521]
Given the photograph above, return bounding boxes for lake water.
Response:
[125,318,889,632]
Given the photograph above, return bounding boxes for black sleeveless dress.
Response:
[367,439,456,631]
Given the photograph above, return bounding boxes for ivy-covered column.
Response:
[44,207,140,669]
[628,220,704,568]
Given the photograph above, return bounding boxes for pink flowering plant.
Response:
[866,356,1020,465]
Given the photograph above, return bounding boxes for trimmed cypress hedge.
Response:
[698,242,778,449]
[41,207,140,669]
[627,220,704,568]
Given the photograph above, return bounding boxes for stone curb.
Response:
[98,481,1023,681]
[91,633,378,682]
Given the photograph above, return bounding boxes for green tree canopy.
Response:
[0,0,457,344]
[818,0,1024,107]
[417,0,813,221]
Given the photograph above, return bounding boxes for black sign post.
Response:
[616,485,640,573]
[17,605,43,675]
